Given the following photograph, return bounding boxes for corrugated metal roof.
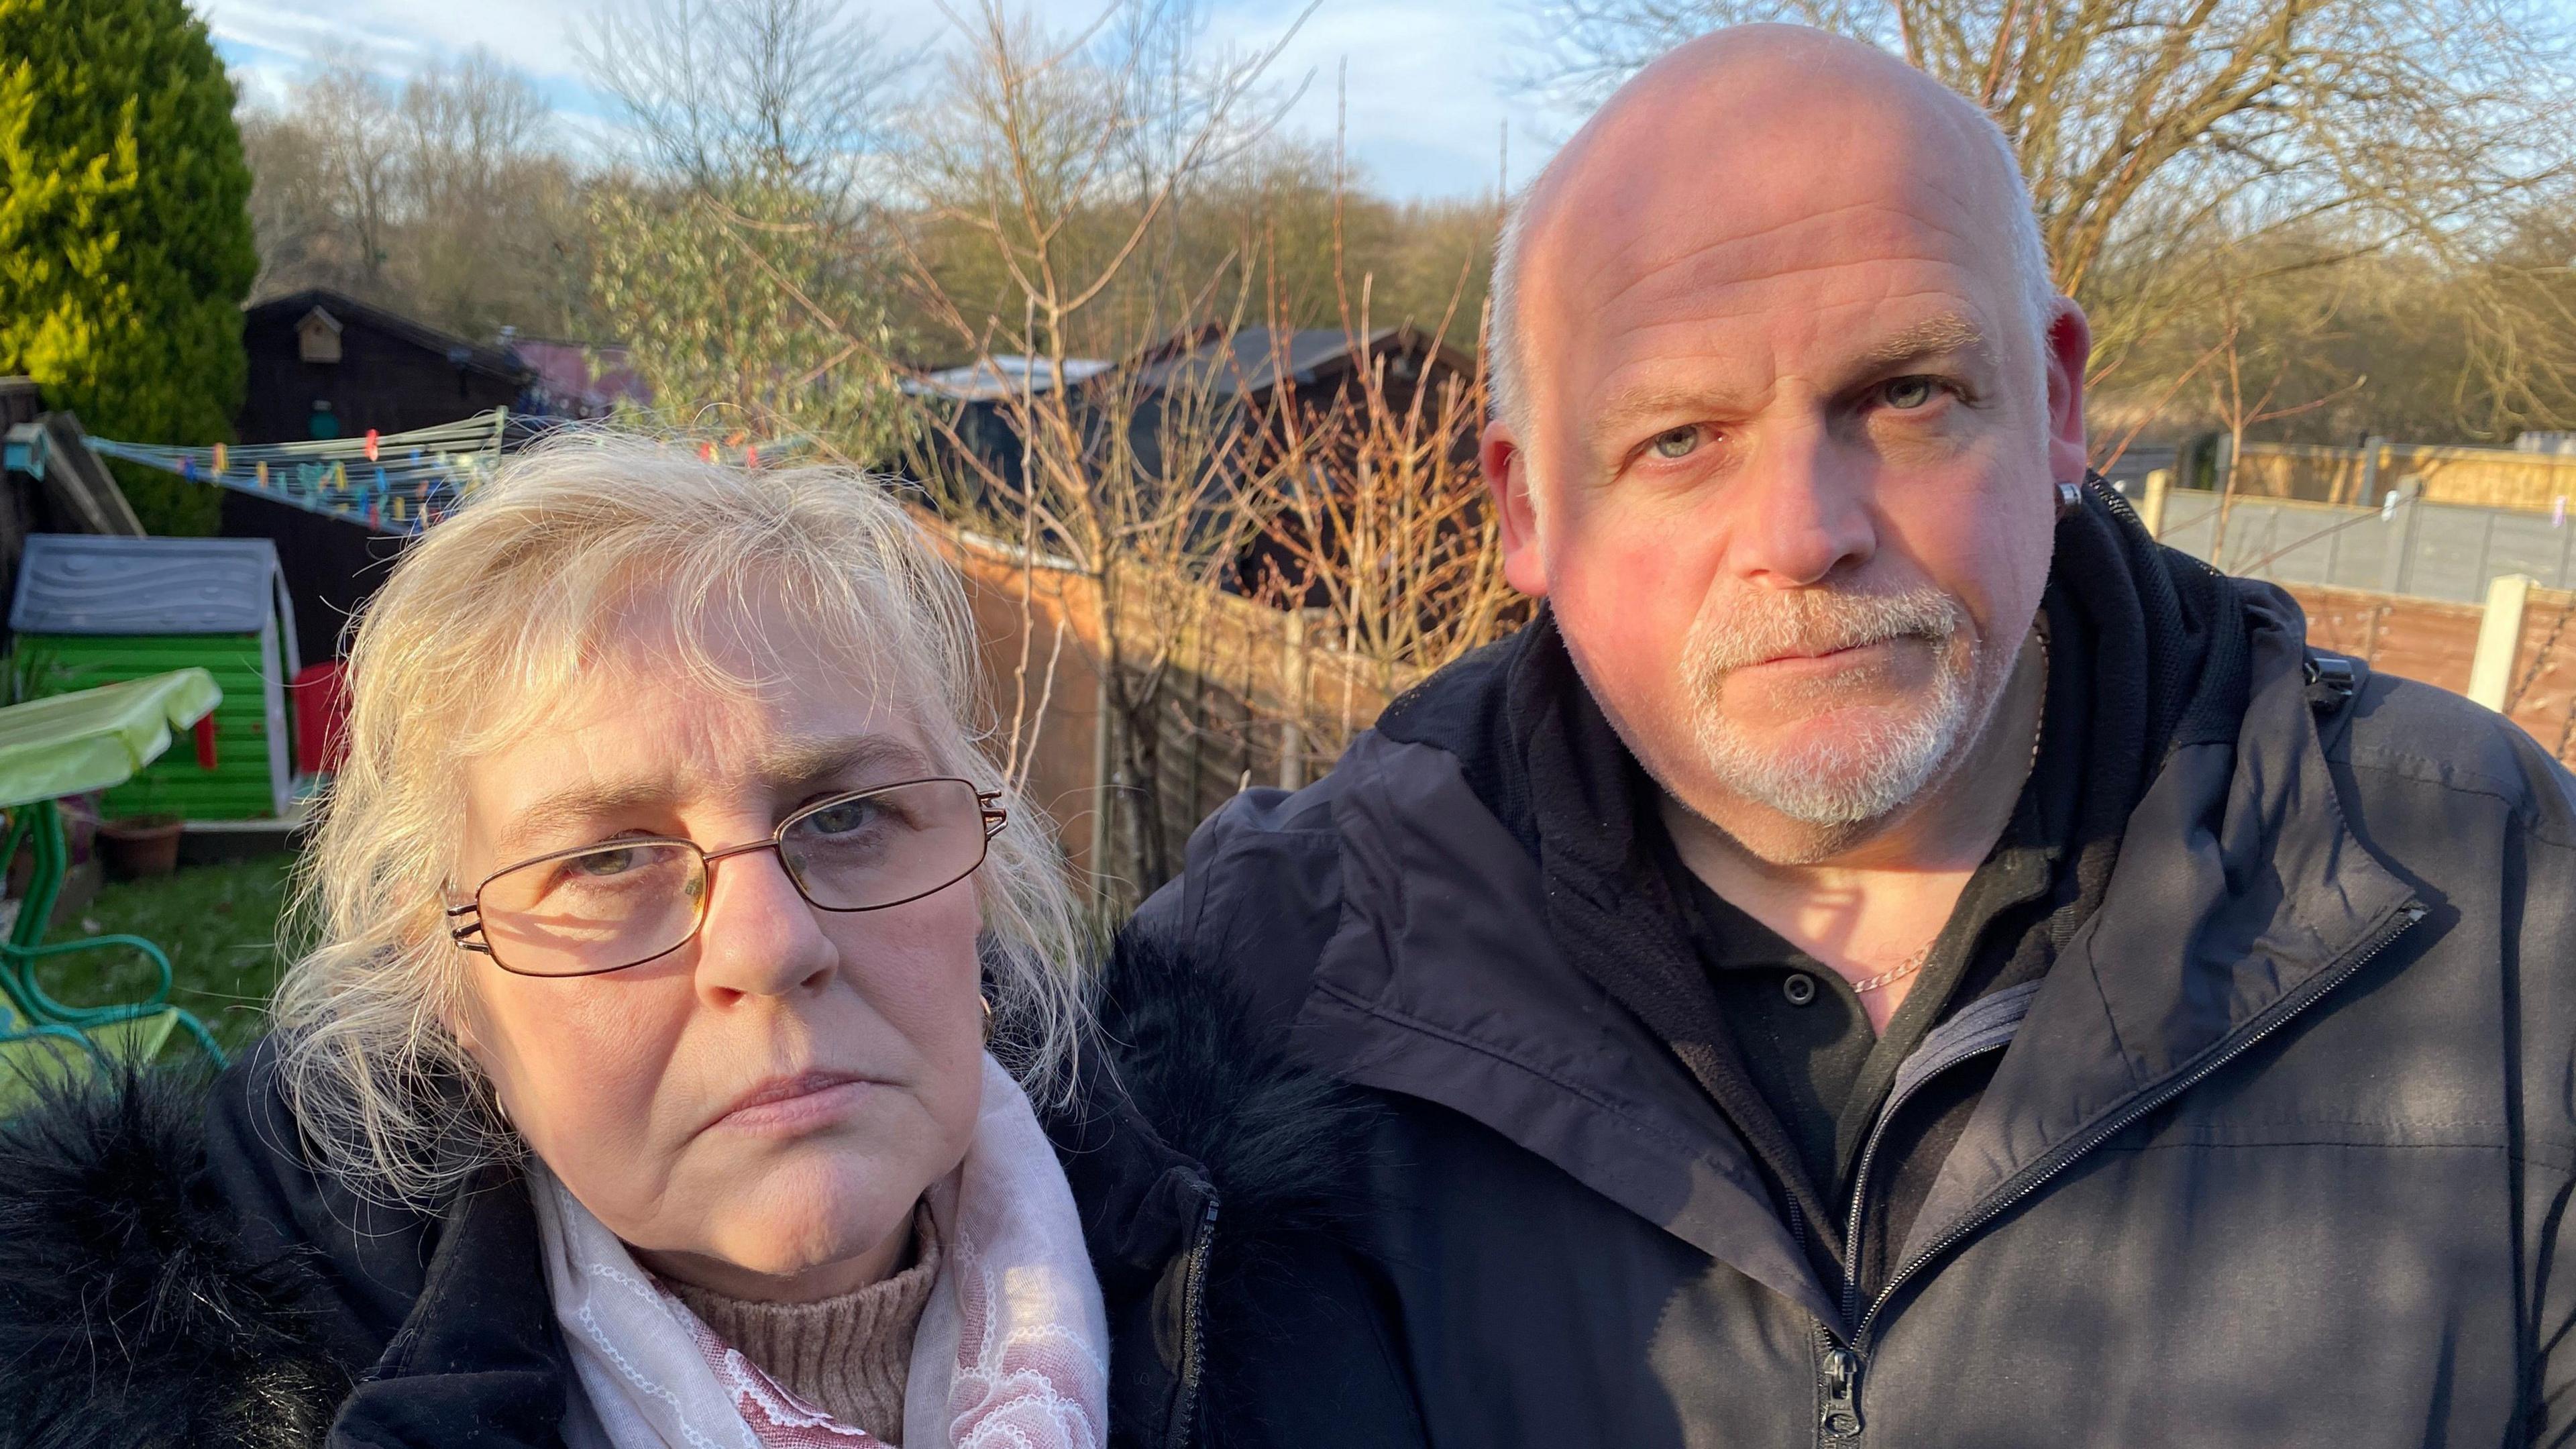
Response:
[1129,328,1399,398]
[902,356,1114,402]
[10,535,290,638]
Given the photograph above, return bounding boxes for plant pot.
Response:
[99,815,184,879]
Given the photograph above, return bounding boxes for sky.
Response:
[201,0,1589,201]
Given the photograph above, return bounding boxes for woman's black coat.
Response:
[0,941,1372,1449]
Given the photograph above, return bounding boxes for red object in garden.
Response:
[292,661,350,775]
[193,713,218,769]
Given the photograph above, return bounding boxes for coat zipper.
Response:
[1839,1035,2007,1330]
[1165,1193,1220,1449]
[1822,1020,2019,1437]
[1821,901,2423,1432]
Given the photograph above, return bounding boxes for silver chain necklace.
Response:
[1848,625,2050,996]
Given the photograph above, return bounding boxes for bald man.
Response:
[1116,25,2576,1446]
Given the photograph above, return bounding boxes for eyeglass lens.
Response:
[474,779,989,977]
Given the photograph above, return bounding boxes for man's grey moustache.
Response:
[1700,625,1951,674]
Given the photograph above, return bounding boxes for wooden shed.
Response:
[237,289,531,444]
[9,535,298,819]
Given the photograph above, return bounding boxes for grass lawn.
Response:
[25,854,297,1056]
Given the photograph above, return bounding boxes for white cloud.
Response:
[200,0,1587,197]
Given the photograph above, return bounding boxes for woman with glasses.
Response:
[0,434,1375,1448]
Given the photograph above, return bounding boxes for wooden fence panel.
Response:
[2236,441,2576,513]
[931,515,1409,902]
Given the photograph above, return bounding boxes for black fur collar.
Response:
[0,1067,352,1448]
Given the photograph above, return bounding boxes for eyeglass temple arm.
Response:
[443,900,494,955]
[979,791,1008,840]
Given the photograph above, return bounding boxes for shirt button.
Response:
[1782,972,1819,1007]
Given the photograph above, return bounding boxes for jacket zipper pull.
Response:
[1821,1346,1864,1439]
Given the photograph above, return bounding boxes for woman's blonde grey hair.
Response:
[272,429,1089,1208]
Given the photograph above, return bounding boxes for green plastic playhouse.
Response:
[9,535,299,820]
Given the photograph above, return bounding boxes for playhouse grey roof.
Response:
[10,535,295,641]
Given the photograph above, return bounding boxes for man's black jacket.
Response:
[1128,514,2576,1444]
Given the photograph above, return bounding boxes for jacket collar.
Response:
[1896,586,2420,1267]
[1291,729,1843,1326]
[327,1166,568,1448]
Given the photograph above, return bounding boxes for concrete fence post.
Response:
[2141,469,2171,537]
[2390,483,2425,597]
[2469,573,2537,712]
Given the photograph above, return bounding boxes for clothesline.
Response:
[86,410,512,534]
[83,413,802,536]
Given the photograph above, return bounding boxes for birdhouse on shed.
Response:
[297,306,343,364]
[9,535,300,819]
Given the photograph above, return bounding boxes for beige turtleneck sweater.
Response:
[667,1210,942,1444]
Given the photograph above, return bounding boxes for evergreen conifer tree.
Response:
[0,0,256,535]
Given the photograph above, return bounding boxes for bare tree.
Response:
[2197,254,2365,561]
[1233,203,1521,693]
[578,0,911,215]
[237,48,588,339]
[238,48,404,297]
[2449,203,2576,438]
[880,0,1320,902]
[398,52,551,221]
[397,53,583,337]
[576,0,918,455]
[1517,0,2576,360]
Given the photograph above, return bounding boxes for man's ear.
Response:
[1483,421,1550,598]
[2042,299,2094,486]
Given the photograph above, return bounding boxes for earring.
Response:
[979,994,995,1044]
[2055,479,2085,518]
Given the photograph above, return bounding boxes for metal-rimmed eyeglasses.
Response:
[445,777,1007,978]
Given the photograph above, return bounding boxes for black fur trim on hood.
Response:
[1081,930,1407,1448]
[0,1067,350,1449]
[1095,930,1381,1250]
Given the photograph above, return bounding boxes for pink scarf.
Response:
[534,1055,1110,1449]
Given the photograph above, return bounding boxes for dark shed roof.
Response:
[242,290,531,384]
